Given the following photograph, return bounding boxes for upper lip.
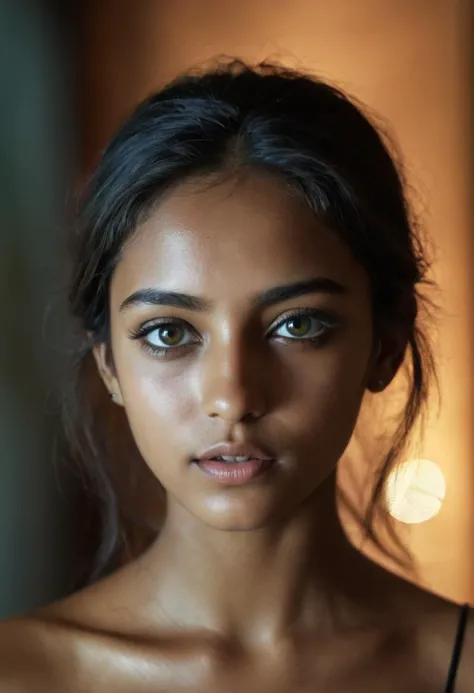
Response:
[195,442,275,461]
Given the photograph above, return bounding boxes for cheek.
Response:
[278,334,371,454]
[114,347,195,460]
[287,360,365,426]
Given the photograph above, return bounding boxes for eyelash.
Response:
[128,308,340,358]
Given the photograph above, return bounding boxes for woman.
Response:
[0,59,471,692]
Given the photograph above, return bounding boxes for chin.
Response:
[188,490,296,532]
[200,515,273,532]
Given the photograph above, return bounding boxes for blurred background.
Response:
[0,0,472,619]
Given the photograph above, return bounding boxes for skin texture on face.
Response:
[95,170,382,533]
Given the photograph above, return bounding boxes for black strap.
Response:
[445,603,470,692]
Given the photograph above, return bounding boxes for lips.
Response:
[193,442,276,486]
[195,442,274,463]
[208,455,252,463]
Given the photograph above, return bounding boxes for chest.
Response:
[72,635,441,693]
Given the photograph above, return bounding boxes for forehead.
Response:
[112,171,369,303]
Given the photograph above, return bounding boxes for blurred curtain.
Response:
[0,0,78,618]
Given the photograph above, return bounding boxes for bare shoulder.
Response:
[0,602,161,693]
[413,592,473,692]
[452,604,473,693]
[0,613,74,693]
[0,581,121,693]
[428,599,473,693]
[0,579,123,692]
[0,578,213,693]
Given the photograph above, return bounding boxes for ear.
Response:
[92,342,124,406]
[366,329,407,393]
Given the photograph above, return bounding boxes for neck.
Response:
[133,471,393,645]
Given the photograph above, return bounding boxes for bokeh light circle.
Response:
[386,458,446,524]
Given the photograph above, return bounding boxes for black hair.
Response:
[63,58,436,585]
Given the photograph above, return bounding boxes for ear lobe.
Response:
[367,332,407,393]
[92,342,123,405]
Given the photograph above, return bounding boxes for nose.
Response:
[197,338,268,424]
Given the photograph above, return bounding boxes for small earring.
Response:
[111,392,118,403]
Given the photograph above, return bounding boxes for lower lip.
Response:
[195,459,275,485]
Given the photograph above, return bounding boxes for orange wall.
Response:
[80,0,473,603]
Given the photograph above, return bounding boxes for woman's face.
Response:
[96,171,382,530]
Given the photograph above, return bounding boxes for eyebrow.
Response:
[119,277,347,314]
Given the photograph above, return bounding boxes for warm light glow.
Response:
[386,459,446,524]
